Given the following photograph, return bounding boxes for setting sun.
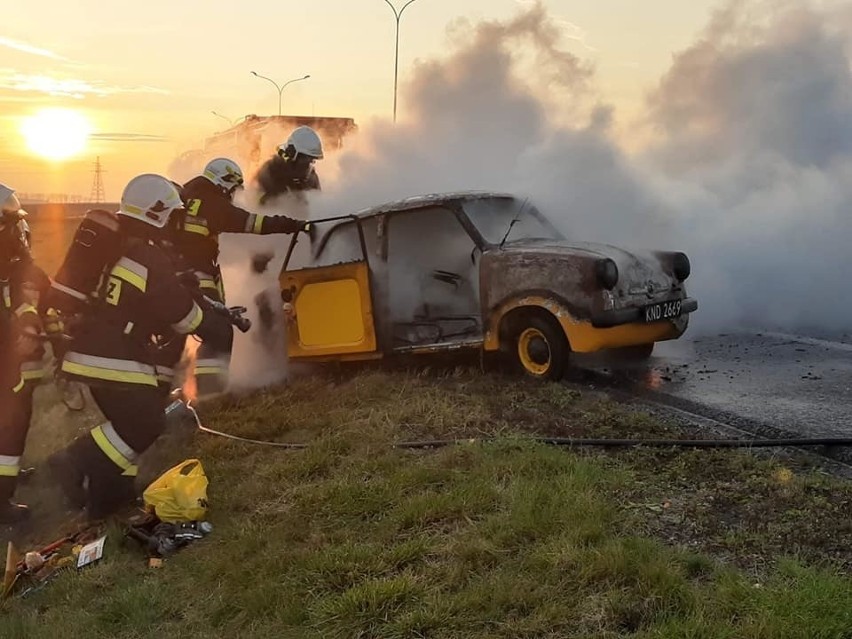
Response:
[21,108,91,161]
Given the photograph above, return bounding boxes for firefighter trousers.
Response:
[195,340,230,396]
[55,384,166,519]
[194,275,230,396]
[0,381,28,502]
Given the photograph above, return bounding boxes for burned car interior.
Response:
[286,201,488,351]
[385,206,482,349]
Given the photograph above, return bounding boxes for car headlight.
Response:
[595,258,619,290]
[673,252,690,282]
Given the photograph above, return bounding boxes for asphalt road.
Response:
[575,330,852,439]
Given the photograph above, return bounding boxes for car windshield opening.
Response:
[463,198,562,245]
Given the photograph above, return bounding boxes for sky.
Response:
[1,0,718,200]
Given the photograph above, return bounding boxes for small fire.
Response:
[181,338,201,403]
[643,369,664,391]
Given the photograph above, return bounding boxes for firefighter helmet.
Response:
[203,158,244,192]
[278,126,324,160]
[0,183,26,222]
[0,183,29,261]
[118,174,184,229]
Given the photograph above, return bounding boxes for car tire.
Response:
[510,313,569,381]
[612,343,655,361]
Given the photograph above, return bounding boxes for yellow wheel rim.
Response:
[518,328,551,376]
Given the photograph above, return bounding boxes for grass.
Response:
[2,368,852,638]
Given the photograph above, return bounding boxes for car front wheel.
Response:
[510,314,569,381]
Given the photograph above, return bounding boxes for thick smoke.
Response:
[175,0,852,391]
[218,235,289,392]
[641,0,852,330]
[312,2,663,250]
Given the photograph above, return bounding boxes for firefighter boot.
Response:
[46,437,90,510]
[0,476,30,524]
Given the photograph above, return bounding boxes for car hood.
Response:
[498,238,640,261]
[492,238,679,298]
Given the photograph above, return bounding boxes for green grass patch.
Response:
[2,369,852,637]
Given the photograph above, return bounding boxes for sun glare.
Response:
[21,108,92,161]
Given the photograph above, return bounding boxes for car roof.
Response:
[350,191,516,219]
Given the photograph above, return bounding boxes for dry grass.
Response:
[2,368,851,638]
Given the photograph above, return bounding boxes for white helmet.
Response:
[278,126,324,160]
[118,174,184,229]
[0,183,25,218]
[203,157,244,191]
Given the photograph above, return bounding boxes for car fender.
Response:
[484,294,579,352]
[484,293,683,354]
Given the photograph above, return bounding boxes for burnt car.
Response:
[278,192,697,379]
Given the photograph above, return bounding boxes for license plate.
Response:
[644,300,682,323]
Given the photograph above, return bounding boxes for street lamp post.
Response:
[382,0,421,122]
[250,72,311,116]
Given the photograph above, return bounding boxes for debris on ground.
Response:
[142,459,209,524]
[124,511,213,561]
[3,524,104,600]
[2,458,214,601]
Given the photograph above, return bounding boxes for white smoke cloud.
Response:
[218,237,290,393]
[640,0,852,330]
[176,0,852,392]
[301,0,675,263]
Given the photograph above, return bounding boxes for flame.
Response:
[181,338,200,403]
[643,369,664,391]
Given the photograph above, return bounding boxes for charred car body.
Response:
[279,192,697,379]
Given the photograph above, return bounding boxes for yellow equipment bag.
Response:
[143,459,209,523]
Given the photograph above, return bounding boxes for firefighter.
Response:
[255,126,323,205]
[173,157,307,396]
[0,184,43,523]
[13,217,52,420]
[47,174,234,520]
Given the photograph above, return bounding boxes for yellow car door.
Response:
[280,216,379,360]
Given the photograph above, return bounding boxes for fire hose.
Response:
[166,396,307,449]
[392,436,852,450]
[164,396,852,452]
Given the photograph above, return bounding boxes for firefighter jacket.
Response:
[1,223,25,393]
[1,252,48,394]
[0,273,22,395]
[60,236,233,390]
[255,155,320,204]
[174,177,306,292]
[11,258,50,383]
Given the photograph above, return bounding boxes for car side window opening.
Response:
[312,217,379,268]
[386,206,481,340]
